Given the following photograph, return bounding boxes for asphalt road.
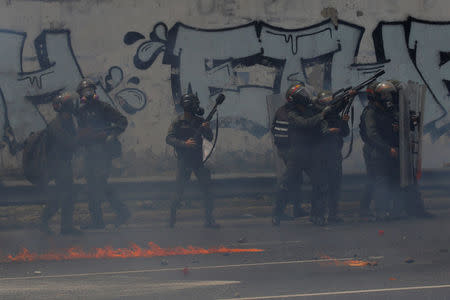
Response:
[1,205,450,300]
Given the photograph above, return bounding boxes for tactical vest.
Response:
[272,105,290,148]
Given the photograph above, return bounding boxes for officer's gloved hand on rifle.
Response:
[185,138,198,148]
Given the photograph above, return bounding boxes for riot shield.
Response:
[398,81,426,187]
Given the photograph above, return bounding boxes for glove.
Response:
[321,106,332,118]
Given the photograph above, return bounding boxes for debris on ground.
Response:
[33,271,41,275]
[161,259,168,265]
[378,230,385,236]
[404,258,415,264]
[389,277,397,281]
[182,267,189,276]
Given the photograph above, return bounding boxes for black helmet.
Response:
[76,78,96,93]
[374,81,397,111]
[52,91,78,113]
[180,93,204,115]
[285,83,312,107]
[77,78,98,103]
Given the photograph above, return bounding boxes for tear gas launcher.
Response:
[193,93,225,140]
[327,69,385,116]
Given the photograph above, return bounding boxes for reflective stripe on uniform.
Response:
[275,120,289,125]
[274,127,288,132]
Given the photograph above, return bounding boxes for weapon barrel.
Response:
[353,70,385,91]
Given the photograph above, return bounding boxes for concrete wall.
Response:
[0,0,449,178]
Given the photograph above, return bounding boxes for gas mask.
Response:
[79,87,99,104]
[181,94,205,116]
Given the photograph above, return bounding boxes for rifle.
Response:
[328,70,385,117]
[192,93,226,141]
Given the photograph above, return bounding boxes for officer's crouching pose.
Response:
[166,94,219,228]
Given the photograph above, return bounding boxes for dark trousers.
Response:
[84,145,128,225]
[41,160,74,230]
[171,158,214,221]
[363,146,402,216]
[326,153,342,217]
[275,150,327,218]
[278,151,303,215]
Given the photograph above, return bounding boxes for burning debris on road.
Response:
[2,242,264,263]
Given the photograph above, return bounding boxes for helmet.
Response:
[52,91,78,113]
[285,83,312,107]
[374,81,397,111]
[180,93,204,116]
[77,78,98,103]
[316,90,333,106]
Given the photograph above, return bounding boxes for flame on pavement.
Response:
[320,255,378,267]
[2,242,264,263]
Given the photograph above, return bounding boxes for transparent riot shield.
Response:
[398,81,426,187]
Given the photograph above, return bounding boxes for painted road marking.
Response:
[0,256,383,281]
[219,284,450,299]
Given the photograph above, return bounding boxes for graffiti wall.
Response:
[125,17,450,139]
[0,0,448,176]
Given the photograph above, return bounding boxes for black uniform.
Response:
[271,104,304,217]
[273,103,327,224]
[166,114,215,226]
[77,100,129,227]
[319,111,349,219]
[41,114,77,233]
[360,102,400,218]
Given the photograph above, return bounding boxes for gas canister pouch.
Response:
[273,119,289,148]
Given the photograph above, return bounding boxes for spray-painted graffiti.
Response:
[125,17,450,139]
[0,29,147,154]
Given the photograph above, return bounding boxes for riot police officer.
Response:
[271,92,308,220]
[76,79,130,229]
[361,80,434,220]
[40,91,82,235]
[315,91,350,222]
[166,93,219,228]
[272,84,329,226]
[360,80,402,220]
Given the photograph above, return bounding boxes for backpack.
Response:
[22,130,49,185]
